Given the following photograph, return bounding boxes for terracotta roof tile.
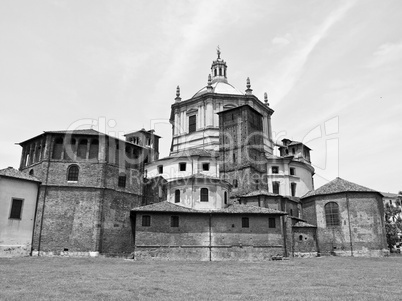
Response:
[0,167,40,182]
[132,201,287,215]
[240,190,279,197]
[293,221,317,228]
[302,177,380,199]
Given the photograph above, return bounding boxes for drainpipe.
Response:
[30,181,41,256]
[346,192,354,256]
[38,134,52,254]
[209,213,212,261]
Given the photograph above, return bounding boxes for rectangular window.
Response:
[189,115,196,133]
[200,188,209,202]
[9,198,23,219]
[272,166,279,174]
[171,216,179,227]
[233,179,238,188]
[118,175,127,188]
[242,217,249,228]
[291,183,296,197]
[269,217,276,228]
[158,165,163,174]
[290,167,295,176]
[272,181,280,194]
[142,215,151,227]
[202,163,210,171]
[179,162,186,171]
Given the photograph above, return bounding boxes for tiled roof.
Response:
[382,192,400,198]
[19,129,145,148]
[132,201,287,215]
[168,149,217,158]
[302,177,380,199]
[0,167,40,182]
[45,129,101,135]
[293,221,317,228]
[240,190,279,198]
[283,196,301,203]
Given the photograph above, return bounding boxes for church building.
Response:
[10,49,388,259]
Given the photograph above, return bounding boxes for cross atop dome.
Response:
[211,46,228,84]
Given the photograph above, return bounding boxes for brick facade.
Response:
[19,130,145,256]
[132,211,285,261]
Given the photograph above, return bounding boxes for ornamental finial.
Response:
[207,74,213,92]
[245,77,253,95]
[217,45,221,59]
[264,92,269,105]
[175,85,181,102]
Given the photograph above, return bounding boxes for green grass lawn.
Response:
[1,256,401,300]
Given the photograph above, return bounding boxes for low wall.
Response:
[0,244,31,257]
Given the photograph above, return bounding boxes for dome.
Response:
[193,81,244,98]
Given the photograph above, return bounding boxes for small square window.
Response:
[242,217,249,228]
[269,217,276,228]
[202,163,210,171]
[142,215,151,227]
[272,166,279,174]
[158,165,163,174]
[179,162,186,171]
[9,198,23,219]
[171,216,179,227]
[290,168,295,176]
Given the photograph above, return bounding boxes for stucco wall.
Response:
[0,177,39,257]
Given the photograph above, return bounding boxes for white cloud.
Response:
[272,34,291,46]
[267,1,356,103]
[368,41,402,68]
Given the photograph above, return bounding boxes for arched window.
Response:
[52,137,63,159]
[224,191,227,205]
[67,165,79,182]
[200,188,208,202]
[175,190,180,203]
[325,202,340,227]
[29,169,34,176]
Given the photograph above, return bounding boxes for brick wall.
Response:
[306,192,387,256]
[133,212,285,261]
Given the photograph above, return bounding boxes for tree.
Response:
[385,197,402,251]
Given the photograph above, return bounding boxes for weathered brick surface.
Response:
[292,227,317,254]
[133,212,285,260]
[21,132,144,255]
[302,192,387,256]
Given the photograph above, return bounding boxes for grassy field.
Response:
[1,256,402,300]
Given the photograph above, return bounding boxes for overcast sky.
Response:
[1,0,401,193]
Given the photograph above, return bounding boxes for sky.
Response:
[0,0,401,193]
